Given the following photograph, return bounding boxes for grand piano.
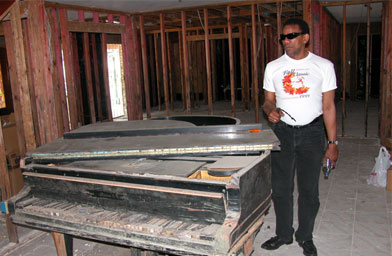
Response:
[7,118,279,256]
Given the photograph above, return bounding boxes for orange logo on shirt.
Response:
[282,73,309,95]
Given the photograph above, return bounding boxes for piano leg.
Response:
[147,251,160,256]
[5,214,18,243]
[130,247,142,256]
[130,248,161,256]
[52,232,73,256]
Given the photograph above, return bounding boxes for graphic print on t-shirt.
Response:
[282,69,310,95]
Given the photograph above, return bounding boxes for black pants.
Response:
[271,118,325,242]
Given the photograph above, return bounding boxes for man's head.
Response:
[281,18,310,60]
[283,18,310,35]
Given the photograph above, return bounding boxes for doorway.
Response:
[107,44,125,118]
[357,34,381,100]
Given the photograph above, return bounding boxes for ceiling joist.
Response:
[320,0,383,7]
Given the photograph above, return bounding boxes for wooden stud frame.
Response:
[303,0,313,52]
[49,7,70,133]
[59,8,78,130]
[92,13,103,121]
[101,16,113,121]
[178,31,186,109]
[276,1,282,56]
[251,4,260,123]
[154,33,162,111]
[204,8,213,115]
[380,1,392,149]
[227,6,235,117]
[140,15,152,118]
[79,11,96,124]
[160,13,170,116]
[342,4,347,136]
[24,0,59,145]
[149,34,157,107]
[130,15,144,120]
[364,4,371,137]
[181,11,191,114]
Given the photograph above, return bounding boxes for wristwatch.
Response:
[328,140,338,145]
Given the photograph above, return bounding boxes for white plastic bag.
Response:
[367,146,391,187]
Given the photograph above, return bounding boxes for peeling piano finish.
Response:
[7,119,278,255]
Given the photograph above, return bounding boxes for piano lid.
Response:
[63,120,196,139]
[26,120,279,162]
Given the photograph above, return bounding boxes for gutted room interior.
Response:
[0,0,391,255]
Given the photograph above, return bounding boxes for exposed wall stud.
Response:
[181,11,191,113]
[160,13,170,116]
[79,11,96,123]
[140,15,152,118]
[342,4,347,136]
[204,8,213,114]
[252,4,260,123]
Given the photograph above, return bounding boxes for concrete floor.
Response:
[1,98,390,256]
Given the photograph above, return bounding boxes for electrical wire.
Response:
[197,10,205,33]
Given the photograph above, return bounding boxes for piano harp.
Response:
[7,119,279,256]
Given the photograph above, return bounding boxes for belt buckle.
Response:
[289,115,321,129]
[286,123,302,129]
[292,124,303,129]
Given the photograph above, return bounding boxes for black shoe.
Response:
[261,236,293,250]
[298,240,317,256]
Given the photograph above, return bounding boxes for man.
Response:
[261,18,339,256]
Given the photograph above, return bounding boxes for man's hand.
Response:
[263,90,284,123]
[323,145,339,168]
[268,108,284,123]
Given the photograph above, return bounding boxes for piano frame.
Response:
[7,120,279,256]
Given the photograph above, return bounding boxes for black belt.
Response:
[281,115,323,129]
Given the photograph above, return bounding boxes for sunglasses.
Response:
[280,32,305,41]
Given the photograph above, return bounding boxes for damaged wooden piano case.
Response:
[7,118,279,256]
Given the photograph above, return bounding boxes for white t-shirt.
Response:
[263,52,337,125]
